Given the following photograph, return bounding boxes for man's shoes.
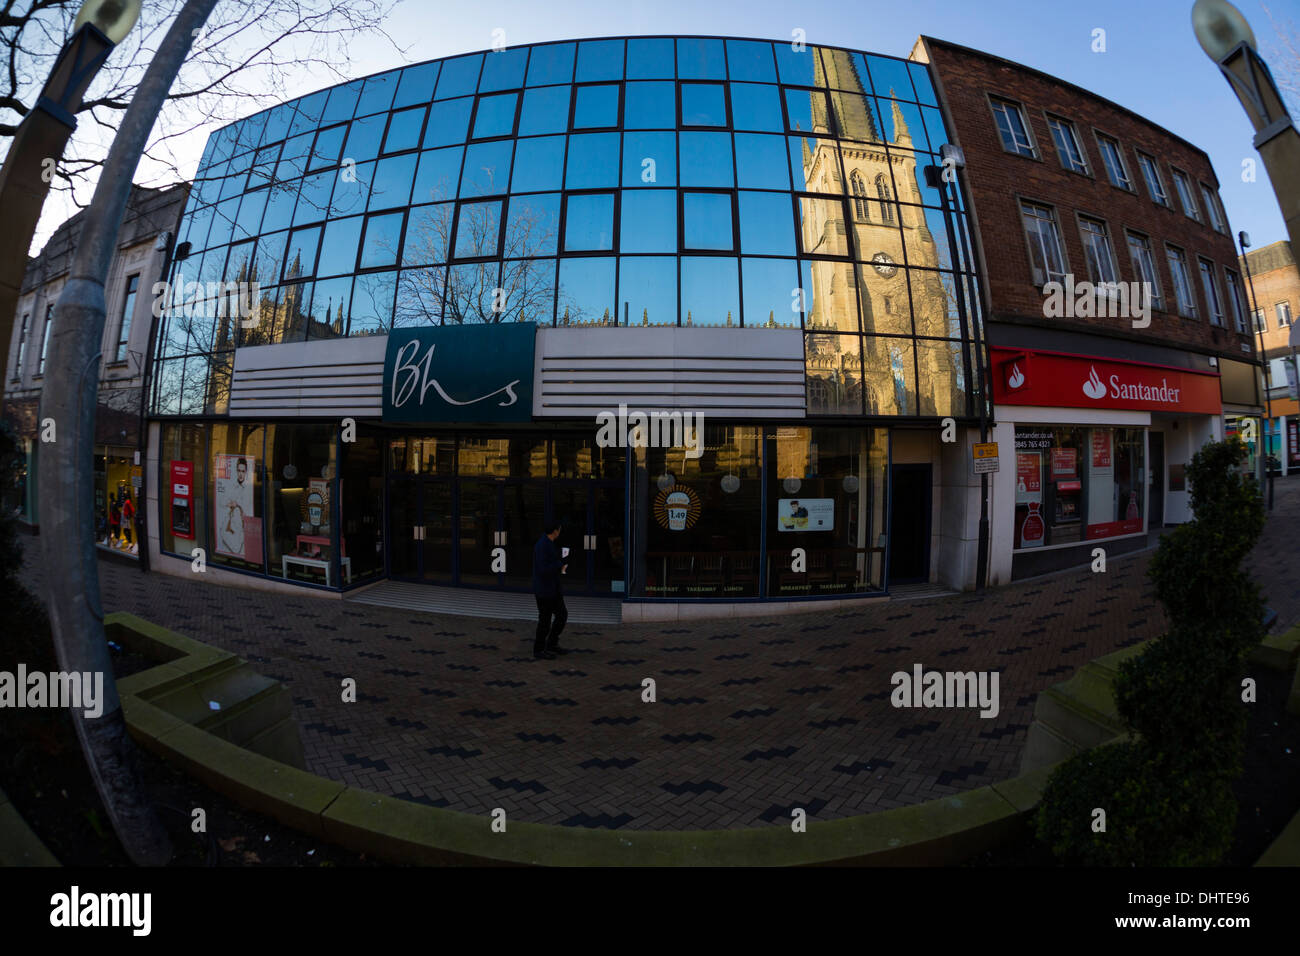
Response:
[534,650,556,661]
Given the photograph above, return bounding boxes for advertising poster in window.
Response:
[170,461,194,539]
[1091,430,1112,468]
[1015,452,1045,548]
[214,454,256,560]
[777,497,834,531]
[1050,448,1078,480]
[1289,420,1300,469]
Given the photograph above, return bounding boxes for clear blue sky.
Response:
[327,0,1293,249]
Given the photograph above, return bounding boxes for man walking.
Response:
[532,521,568,660]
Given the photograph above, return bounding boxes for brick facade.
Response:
[915,37,1256,361]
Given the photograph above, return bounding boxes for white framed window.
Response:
[1198,259,1224,326]
[1253,307,1267,331]
[1137,153,1169,206]
[36,304,53,377]
[1171,169,1201,221]
[1079,217,1119,284]
[1020,200,1068,286]
[1095,134,1131,189]
[990,98,1036,158]
[13,312,29,382]
[1166,245,1197,318]
[115,274,140,363]
[1224,269,1247,333]
[1127,232,1163,310]
[1277,301,1293,327]
[1199,183,1227,233]
[1047,116,1089,174]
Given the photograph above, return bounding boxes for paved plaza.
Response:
[19,477,1299,831]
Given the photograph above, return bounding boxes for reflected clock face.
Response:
[871,252,897,277]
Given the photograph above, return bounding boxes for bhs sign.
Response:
[383,324,536,423]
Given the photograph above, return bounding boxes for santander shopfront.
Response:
[986,347,1224,581]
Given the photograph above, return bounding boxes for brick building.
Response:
[1240,240,1299,474]
[913,36,1265,581]
[2,183,189,550]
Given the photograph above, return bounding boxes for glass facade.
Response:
[153,37,984,422]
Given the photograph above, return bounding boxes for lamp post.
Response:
[0,0,141,404]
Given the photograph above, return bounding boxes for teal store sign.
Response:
[382,323,536,423]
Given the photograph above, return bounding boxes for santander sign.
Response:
[991,348,1221,415]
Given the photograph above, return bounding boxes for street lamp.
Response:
[0,0,141,408]
[1192,0,1300,257]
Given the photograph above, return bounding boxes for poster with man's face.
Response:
[214,454,255,559]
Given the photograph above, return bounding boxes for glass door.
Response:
[501,481,547,590]
[591,483,626,595]
[457,479,499,587]
[421,478,454,582]
[388,477,420,579]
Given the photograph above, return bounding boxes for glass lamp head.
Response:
[1192,0,1257,63]
[75,0,142,45]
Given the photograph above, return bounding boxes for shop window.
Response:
[1013,426,1145,550]
[209,423,266,572]
[267,423,339,586]
[160,424,208,557]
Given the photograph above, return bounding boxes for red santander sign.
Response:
[991,348,1221,415]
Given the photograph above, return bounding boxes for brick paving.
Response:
[18,475,1300,831]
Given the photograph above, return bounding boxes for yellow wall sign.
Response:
[973,442,999,459]
[972,442,1000,475]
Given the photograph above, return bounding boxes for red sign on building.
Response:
[992,348,1222,415]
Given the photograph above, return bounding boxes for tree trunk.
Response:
[38,0,219,867]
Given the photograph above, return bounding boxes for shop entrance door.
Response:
[388,477,454,583]
[1148,433,1164,528]
[888,464,931,585]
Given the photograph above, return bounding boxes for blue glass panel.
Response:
[443,262,500,322]
[310,125,347,170]
[472,92,518,138]
[564,193,615,251]
[742,257,799,327]
[518,86,570,136]
[423,97,473,148]
[498,258,555,323]
[921,106,948,151]
[322,80,362,125]
[619,190,676,253]
[350,270,397,334]
[619,256,677,326]
[504,193,560,257]
[402,203,454,266]
[208,198,239,248]
[574,84,619,129]
[394,267,447,326]
[294,172,335,225]
[361,212,404,269]
[329,160,374,218]
[259,103,294,146]
[343,113,386,163]
[681,256,739,326]
[877,98,926,149]
[734,132,790,189]
[288,90,326,137]
[681,82,726,126]
[625,38,674,79]
[729,83,783,131]
[564,132,619,188]
[453,200,503,258]
[261,180,301,233]
[383,106,426,154]
[865,54,915,100]
[478,46,529,92]
[275,132,314,180]
[436,54,483,99]
[285,225,321,279]
[252,230,287,289]
[356,70,400,117]
[509,136,565,192]
[831,91,884,143]
[622,131,676,186]
[785,88,830,134]
[526,42,575,86]
[394,62,439,109]
[788,136,842,193]
[909,61,939,107]
[575,39,623,82]
[725,39,777,82]
[678,131,733,187]
[676,38,726,79]
[683,192,733,250]
[248,144,279,189]
[308,276,351,338]
[317,216,363,276]
[460,140,513,196]
[235,114,267,154]
[774,44,819,86]
[624,81,676,129]
[368,153,417,210]
[739,191,794,255]
[233,190,267,240]
[557,257,615,325]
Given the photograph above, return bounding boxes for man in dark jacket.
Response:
[532,521,568,660]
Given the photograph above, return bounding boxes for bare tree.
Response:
[1,0,406,232]
[1260,4,1300,119]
